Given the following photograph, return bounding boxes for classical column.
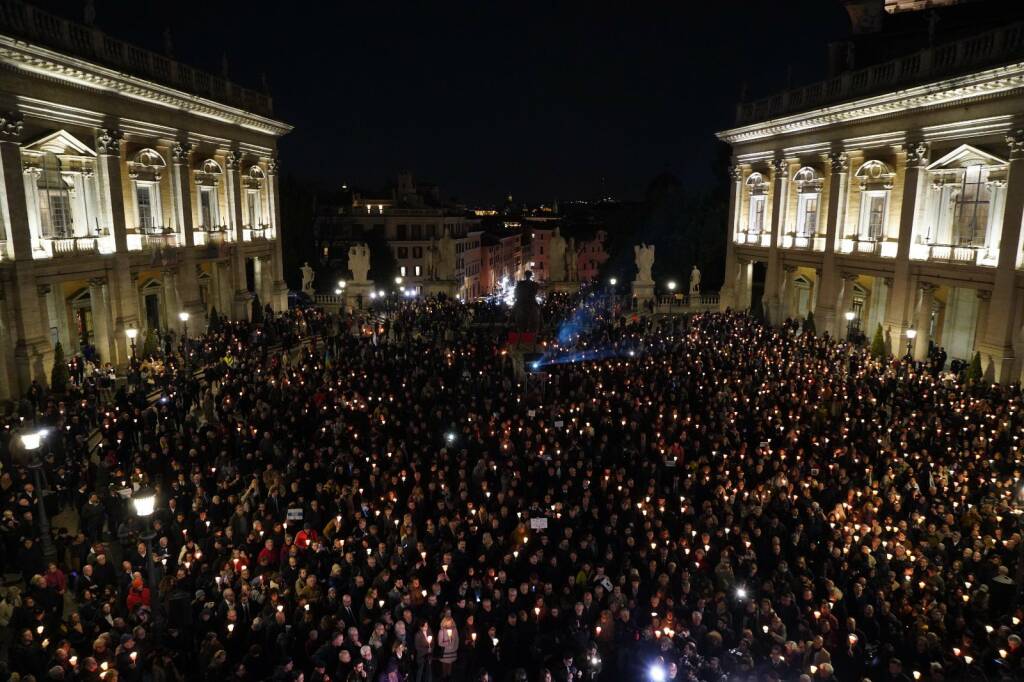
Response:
[884,141,929,350]
[94,128,127,253]
[977,131,1024,381]
[735,259,751,310]
[720,165,743,311]
[763,157,789,325]
[88,277,114,364]
[814,152,848,337]
[224,150,250,319]
[0,114,53,391]
[0,113,33,260]
[973,289,991,357]
[266,156,288,310]
[782,265,798,321]
[170,142,195,247]
[839,273,858,339]
[914,282,935,361]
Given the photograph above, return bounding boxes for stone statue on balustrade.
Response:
[565,237,579,282]
[300,262,315,293]
[548,228,567,282]
[689,265,702,295]
[634,243,655,284]
[347,244,371,283]
[435,229,456,280]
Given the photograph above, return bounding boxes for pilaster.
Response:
[0,112,32,260]
[884,141,929,350]
[814,152,848,336]
[764,157,789,325]
[977,130,1024,382]
[720,165,743,311]
[914,282,935,361]
[95,128,127,253]
[266,156,288,310]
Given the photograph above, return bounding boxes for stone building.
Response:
[0,2,290,399]
[717,0,1024,382]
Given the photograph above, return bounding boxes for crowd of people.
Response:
[0,290,1022,682]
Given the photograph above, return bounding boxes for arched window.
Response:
[194,159,223,229]
[792,167,822,238]
[129,148,167,233]
[745,173,768,236]
[855,161,895,241]
[244,164,266,228]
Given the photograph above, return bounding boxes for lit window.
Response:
[38,153,73,238]
[199,187,218,228]
[247,191,262,227]
[415,265,422,276]
[136,184,158,231]
[953,164,989,246]
[860,193,887,241]
[796,195,818,238]
[748,196,766,235]
[400,266,407,276]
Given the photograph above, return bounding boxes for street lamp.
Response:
[132,487,163,636]
[666,281,677,292]
[666,281,677,312]
[21,430,55,559]
[844,311,856,341]
[178,312,190,370]
[395,276,403,285]
[609,278,617,287]
[905,328,917,360]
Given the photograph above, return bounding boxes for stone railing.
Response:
[737,21,1024,124]
[654,292,720,312]
[909,242,992,266]
[837,238,898,258]
[41,236,99,258]
[781,234,827,251]
[0,0,273,115]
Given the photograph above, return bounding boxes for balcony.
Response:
[781,234,826,251]
[909,241,995,266]
[736,20,1024,125]
[35,235,115,258]
[127,228,179,251]
[837,238,897,258]
[0,0,273,116]
[243,224,274,242]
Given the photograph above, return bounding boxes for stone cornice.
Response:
[0,35,293,138]
[717,61,1024,145]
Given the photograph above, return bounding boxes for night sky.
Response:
[38,1,850,204]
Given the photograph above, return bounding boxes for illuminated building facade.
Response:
[0,1,290,399]
[718,0,1024,382]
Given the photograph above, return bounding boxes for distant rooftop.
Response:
[0,0,273,116]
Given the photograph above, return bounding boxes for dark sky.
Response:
[39,1,850,204]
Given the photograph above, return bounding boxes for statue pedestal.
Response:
[632,281,655,302]
[344,281,376,310]
[544,280,581,295]
[422,279,460,298]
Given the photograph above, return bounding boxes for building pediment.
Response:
[23,129,96,157]
[927,144,1006,170]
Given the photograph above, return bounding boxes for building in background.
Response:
[0,0,290,400]
[718,0,1024,382]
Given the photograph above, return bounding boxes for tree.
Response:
[142,328,158,358]
[803,312,816,335]
[870,324,886,359]
[967,352,983,382]
[50,342,69,394]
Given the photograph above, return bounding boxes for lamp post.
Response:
[905,328,917,361]
[844,311,856,342]
[178,312,189,372]
[132,487,163,638]
[608,277,618,313]
[125,326,139,387]
[21,430,56,559]
[666,281,677,313]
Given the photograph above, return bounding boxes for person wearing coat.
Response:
[437,615,459,680]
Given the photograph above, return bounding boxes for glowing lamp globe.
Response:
[20,430,45,451]
[132,488,156,518]
[178,311,190,323]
